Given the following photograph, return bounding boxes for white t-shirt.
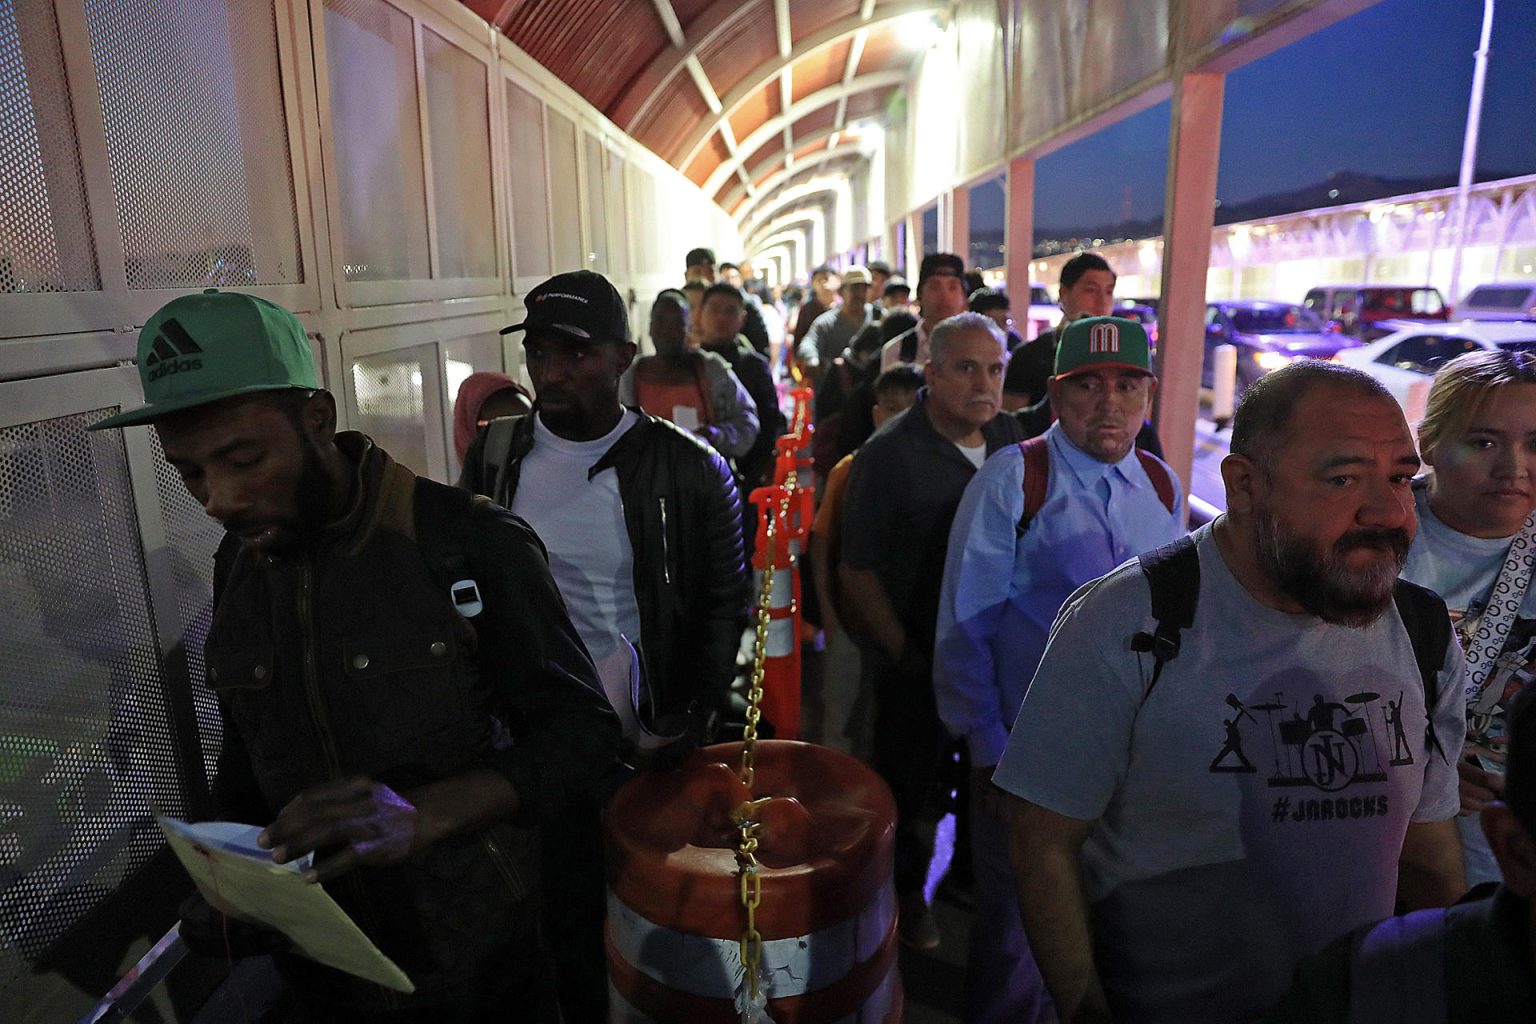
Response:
[512,411,645,740]
[993,522,1464,1023]
[954,440,986,469]
[1401,480,1536,883]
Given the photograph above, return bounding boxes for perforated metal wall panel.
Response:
[145,431,225,786]
[423,29,496,280]
[323,0,432,282]
[83,0,303,290]
[505,79,552,280]
[0,410,203,998]
[350,346,431,477]
[0,2,99,293]
[546,108,582,273]
[584,132,608,275]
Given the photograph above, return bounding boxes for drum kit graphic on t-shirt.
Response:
[1209,689,1414,791]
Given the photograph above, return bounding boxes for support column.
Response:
[905,211,922,281]
[948,186,970,262]
[1004,156,1035,297]
[1155,71,1225,499]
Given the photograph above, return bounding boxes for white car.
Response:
[1333,320,1536,423]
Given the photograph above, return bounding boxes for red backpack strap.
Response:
[1135,449,1177,514]
[1015,436,1051,535]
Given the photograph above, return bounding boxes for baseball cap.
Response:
[89,289,318,431]
[917,252,965,293]
[840,266,872,287]
[684,247,716,269]
[1054,315,1154,379]
[500,270,631,346]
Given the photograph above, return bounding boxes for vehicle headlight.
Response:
[1254,350,1295,372]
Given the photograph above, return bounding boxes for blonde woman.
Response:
[1402,348,1536,884]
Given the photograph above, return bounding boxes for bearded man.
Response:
[990,361,1468,1024]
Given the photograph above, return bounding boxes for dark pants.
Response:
[540,792,610,1023]
[864,647,949,896]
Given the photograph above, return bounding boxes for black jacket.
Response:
[701,333,784,487]
[208,435,618,1014]
[461,412,749,736]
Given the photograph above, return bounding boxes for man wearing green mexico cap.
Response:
[92,290,618,1020]
[934,314,1185,1022]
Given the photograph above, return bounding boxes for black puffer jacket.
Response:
[461,412,750,737]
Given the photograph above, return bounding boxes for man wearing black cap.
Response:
[463,270,748,762]
[687,246,772,356]
[461,270,750,1020]
[90,290,620,1021]
[880,252,972,371]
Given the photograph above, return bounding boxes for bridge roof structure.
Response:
[459,0,1382,246]
[463,0,937,219]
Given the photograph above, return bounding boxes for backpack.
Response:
[1129,534,1449,760]
[413,476,495,624]
[479,414,526,505]
[1014,434,1177,535]
[1344,907,1450,1024]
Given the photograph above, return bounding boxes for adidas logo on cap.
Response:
[144,318,205,382]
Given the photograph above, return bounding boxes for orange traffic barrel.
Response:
[605,741,901,1023]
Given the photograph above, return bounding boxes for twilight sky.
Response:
[973,0,1536,234]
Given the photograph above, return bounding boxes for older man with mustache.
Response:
[839,311,1026,949]
[993,361,1468,1024]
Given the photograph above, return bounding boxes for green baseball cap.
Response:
[1054,315,1154,380]
[90,289,318,430]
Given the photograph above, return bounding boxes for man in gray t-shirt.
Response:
[994,362,1469,1023]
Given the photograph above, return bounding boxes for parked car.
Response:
[1114,299,1159,346]
[1457,282,1536,322]
[1333,320,1536,423]
[1203,300,1357,391]
[1022,285,1057,340]
[1301,284,1447,341]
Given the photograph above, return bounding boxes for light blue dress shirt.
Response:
[934,422,1187,765]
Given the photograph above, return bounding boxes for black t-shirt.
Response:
[1004,328,1058,404]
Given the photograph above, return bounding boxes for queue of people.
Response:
[91,243,1536,1023]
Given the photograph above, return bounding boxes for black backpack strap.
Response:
[1131,534,1201,703]
[413,478,491,625]
[479,415,523,504]
[1392,579,1452,763]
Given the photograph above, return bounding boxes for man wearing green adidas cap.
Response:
[91,289,618,1020]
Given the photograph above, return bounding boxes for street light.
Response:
[1447,0,1496,307]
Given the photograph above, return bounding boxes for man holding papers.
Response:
[91,290,619,1021]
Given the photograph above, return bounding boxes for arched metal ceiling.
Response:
[462,0,943,225]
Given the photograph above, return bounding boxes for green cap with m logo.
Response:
[90,289,318,430]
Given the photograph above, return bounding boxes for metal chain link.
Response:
[734,422,805,1012]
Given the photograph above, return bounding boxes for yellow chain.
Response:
[734,441,802,1010]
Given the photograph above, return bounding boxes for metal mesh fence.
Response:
[505,79,552,280]
[323,0,431,282]
[350,345,431,478]
[0,411,200,998]
[0,1,99,294]
[145,431,224,788]
[423,29,496,281]
[83,0,303,290]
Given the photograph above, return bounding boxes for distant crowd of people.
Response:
[94,238,1536,1022]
